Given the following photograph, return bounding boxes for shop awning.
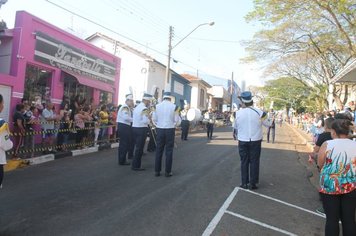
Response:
[330,58,356,83]
[62,71,115,93]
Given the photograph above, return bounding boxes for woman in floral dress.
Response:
[318,119,356,236]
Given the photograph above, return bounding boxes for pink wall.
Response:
[3,11,120,118]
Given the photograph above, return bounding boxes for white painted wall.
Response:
[88,37,149,104]
[147,61,166,101]
[189,82,210,111]
[190,85,199,109]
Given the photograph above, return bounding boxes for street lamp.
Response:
[165,22,214,86]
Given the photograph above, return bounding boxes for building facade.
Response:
[0,11,120,122]
[181,74,212,111]
[86,33,191,107]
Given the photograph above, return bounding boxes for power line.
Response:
[45,0,217,78]
[189,37,239,43]
[45,0,167,57]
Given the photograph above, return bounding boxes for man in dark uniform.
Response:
[152,91,181,177]
[116,94,134,165]
[180,102,190,141]
[131,93,152,171]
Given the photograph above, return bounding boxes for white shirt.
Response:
[0,120,13,164]
[116,104,133,125]
[41,108,55,130]
[132,103,150,128]
[153,100,181,129]
[234,107,268,142]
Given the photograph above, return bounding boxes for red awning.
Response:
[62,71,115,93]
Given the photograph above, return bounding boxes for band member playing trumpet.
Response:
[153,90,181,177]
[131,93,152,171]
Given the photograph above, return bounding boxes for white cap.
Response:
[142,93,153,101]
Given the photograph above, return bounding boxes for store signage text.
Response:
[34,32,116,84]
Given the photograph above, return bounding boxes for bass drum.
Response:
[187,108,202,122]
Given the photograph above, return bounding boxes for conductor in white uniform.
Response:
[234,91,269,190]
[152,91,181,177]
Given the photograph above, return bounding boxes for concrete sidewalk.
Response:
[4,125,206,172]
[285,122,320,190]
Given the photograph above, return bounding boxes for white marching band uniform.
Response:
[0,119,13,165]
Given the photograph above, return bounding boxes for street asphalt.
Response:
[0,125,324,236]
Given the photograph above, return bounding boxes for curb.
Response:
[4,142,120,172]
[285,123,320,190]
[285,123,314,151]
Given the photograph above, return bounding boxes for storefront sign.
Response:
[34,31,116,84]
[174,81,184,96]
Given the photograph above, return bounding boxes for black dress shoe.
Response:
[165,172,173,177]
[155,172,160,177]
[250,184,258,190]
[132,167,146,171]
[119,162,131,166]
[239,184,248,189]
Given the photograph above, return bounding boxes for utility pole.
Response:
[165,26,174,85]
[230,72,234,112]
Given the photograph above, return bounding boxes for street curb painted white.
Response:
[72,146,98,156]
[28,154,55,165]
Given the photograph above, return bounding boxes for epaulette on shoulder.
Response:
[141,108,149,115]
[0,120,9,133]
[261,111,268,119]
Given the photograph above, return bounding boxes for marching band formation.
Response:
[116,87,184,177]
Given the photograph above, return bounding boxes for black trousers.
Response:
[181,120,190,140]
[238,140,262,186]
[267,126,275,143]
[206,123,214,139]
[147,127,156,152]
[155,128,175,173]
[117,123,133,164]
[132,127,148,169]
[0,165,3,186]
[320,190,356,236]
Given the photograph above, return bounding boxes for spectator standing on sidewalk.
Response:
[0,94,14,188]
[234,91,271,190]
[23,105,38,158]
[41,102,57,153]
[317,119,356,236]
[98,105,109,145]
[12,103,25,159]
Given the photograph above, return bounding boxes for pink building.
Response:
[0,11,120,122]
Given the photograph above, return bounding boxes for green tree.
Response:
[243,0,356,110]
[262,77,311,112]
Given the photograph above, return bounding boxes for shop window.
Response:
[63,74,93,106]
[99,91,113,105]
[24,64,52,105]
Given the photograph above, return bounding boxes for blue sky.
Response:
[1,0,264,88]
